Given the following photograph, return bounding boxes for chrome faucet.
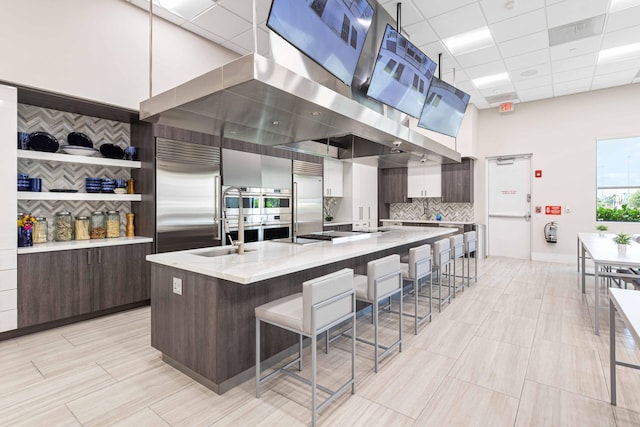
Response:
[222,186,245,255]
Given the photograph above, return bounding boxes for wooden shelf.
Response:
[18,191,141,202]
[18,150,141,168]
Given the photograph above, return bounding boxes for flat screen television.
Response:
[366,24,437,118]
[267,0,374,86]
[418,77,470,138]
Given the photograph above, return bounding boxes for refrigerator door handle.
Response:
[293,181,298,235]
[214,175,221,239]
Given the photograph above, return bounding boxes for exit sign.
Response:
[499,102,514,113]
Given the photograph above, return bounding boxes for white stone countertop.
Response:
[380,219,476,225]
[18,236,154,254]
[323,221,352,226]
[146,226,454,284]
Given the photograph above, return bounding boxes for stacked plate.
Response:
[101,178,116,193]
[85,177,103,193]
[61,145,98,157]
[18,173,30,191]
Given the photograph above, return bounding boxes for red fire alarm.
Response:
[535,170,542,178]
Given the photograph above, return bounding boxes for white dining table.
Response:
[609,288,640,405]
[578,233,640,335]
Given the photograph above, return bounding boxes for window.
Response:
[597,136,640,221]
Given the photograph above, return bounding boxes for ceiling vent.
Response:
[548,15,605,47]
[484,92,519,104]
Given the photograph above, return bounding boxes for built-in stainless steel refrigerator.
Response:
[293,161,323,237]
[156,138,221,253]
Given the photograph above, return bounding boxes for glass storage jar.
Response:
[33,216,47,244]
[75,216,90,240]
[106,210,120,238]
[55,211,73,241]
[90,211,106,239]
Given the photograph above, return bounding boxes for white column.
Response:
[0,84,18,332]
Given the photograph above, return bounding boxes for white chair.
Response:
[255,268,356,427]
[432,238,452,311]
[400,244,432,334]
[464,231,478,286]
[449,234,465,297]
[353,254,402,372]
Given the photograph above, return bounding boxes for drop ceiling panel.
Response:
[404,21,439,47]
[510,63,552,81]
[480,0,545,24]
[554,77,593,95]
[167,0,214,20]
[552,53,599,72]
[498,31,549,57]
[382,1,424,27]
[553,66,596,83]
[192,4,252,40]
[546,0,610,28]
[219,0,271,24]
[504,49,551,71]
[228,28,271,57]
[592,68,637,84]
[606,6,640,32]
[514,75,553,91]
[411,0,477,20]
[601,25,640,49]
[480,82,516,97]
[428,3,488,39]
[595,56,640,74]
[455,46,503,68]
[490,9,548,43]
[464,60,508,79]
[517,86,554,102]
[550,37,603,60]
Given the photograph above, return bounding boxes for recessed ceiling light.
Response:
[520,69,538,77]
[598,42,640,63]
[472,72,510,88]
[610,0,640,13]
[272,120,280,125]
[310,111,321,116]
[442,27,495,56]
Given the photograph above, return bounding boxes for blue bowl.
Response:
[85,188,101,193]
[18,173,29,179]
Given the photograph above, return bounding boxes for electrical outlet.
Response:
[172,277,182,295]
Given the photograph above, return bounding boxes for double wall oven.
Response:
[223,187,292,243]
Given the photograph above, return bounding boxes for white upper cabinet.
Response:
[407,163,441,198]
[323,158,343,197]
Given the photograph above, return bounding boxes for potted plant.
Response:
[595,224,608,237]
[614,232,632,253]
[17,213,37,247]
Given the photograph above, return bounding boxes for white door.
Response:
[487,156,532,259]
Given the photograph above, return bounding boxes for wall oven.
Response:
[222,186,292,242]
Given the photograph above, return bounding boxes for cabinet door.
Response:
[407,167,426,197]
[424,165,442,198]
[93,244,151,311]
[324,159,343,197]
[442,158,474,202]
[17,250,92,327]
[379,168,407,203]
[222,149,261,187]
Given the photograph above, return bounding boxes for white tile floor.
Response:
[1,257,639,426]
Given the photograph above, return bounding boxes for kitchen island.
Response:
[146,227,455,393]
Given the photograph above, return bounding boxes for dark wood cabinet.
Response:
[378,167,408,221]
[18,250,92,327]
[93,244,151,311]
[323,223,352,232]
[18,243,152,328]
[441,158,474,203]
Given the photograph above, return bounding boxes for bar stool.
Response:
[432,238,452,311]
[353,254,402,373]
[464,231,478,286]
[255,268,356,427]
[400,244,432,335]
[449,234,465,297]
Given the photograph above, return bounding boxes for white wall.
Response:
[476,83,640,263]
[0,0,238,110]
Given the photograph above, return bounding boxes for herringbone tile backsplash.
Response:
[17,104,133,241]
[390,198,474,222]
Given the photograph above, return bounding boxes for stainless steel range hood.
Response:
[140,53,460,166]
